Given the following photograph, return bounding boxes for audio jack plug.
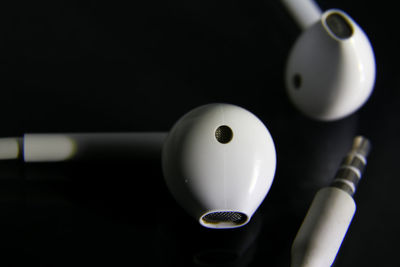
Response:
[291,136,371,267]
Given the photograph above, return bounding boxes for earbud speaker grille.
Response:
[325,12,353,39]
[202,211,247,225]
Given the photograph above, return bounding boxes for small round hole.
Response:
[215,125,233,144]
[293,73,302,90]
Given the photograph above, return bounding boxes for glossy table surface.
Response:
[1,1,398,266]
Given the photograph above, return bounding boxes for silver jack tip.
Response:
[352,136,371,158]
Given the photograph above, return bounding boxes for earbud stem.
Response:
[281,0,322,30]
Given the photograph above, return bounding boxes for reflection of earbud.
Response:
[162,103,276,229]
[0,103,276,229]
[282,0,376,121]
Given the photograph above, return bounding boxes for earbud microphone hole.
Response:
[215,125,233,144]
[293,73,302,90]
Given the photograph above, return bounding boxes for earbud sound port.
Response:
[215,125,233,144]
[293,73,302,90]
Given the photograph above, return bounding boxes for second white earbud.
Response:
[283,2,376,121]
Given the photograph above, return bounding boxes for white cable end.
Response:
[0,137,21,160]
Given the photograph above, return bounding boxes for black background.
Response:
[0,0,399,266]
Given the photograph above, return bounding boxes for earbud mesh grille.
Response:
[215,125,233,144]
[202,211,247,225]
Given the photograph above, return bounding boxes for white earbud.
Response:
[162,103,276,229]
[0,103,276,229]
[282,0,376,121]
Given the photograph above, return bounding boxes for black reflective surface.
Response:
[1,1,399,266]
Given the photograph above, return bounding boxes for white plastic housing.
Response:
[162,103,276,229]
[291,187,356,267]
[285,9,376,121]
